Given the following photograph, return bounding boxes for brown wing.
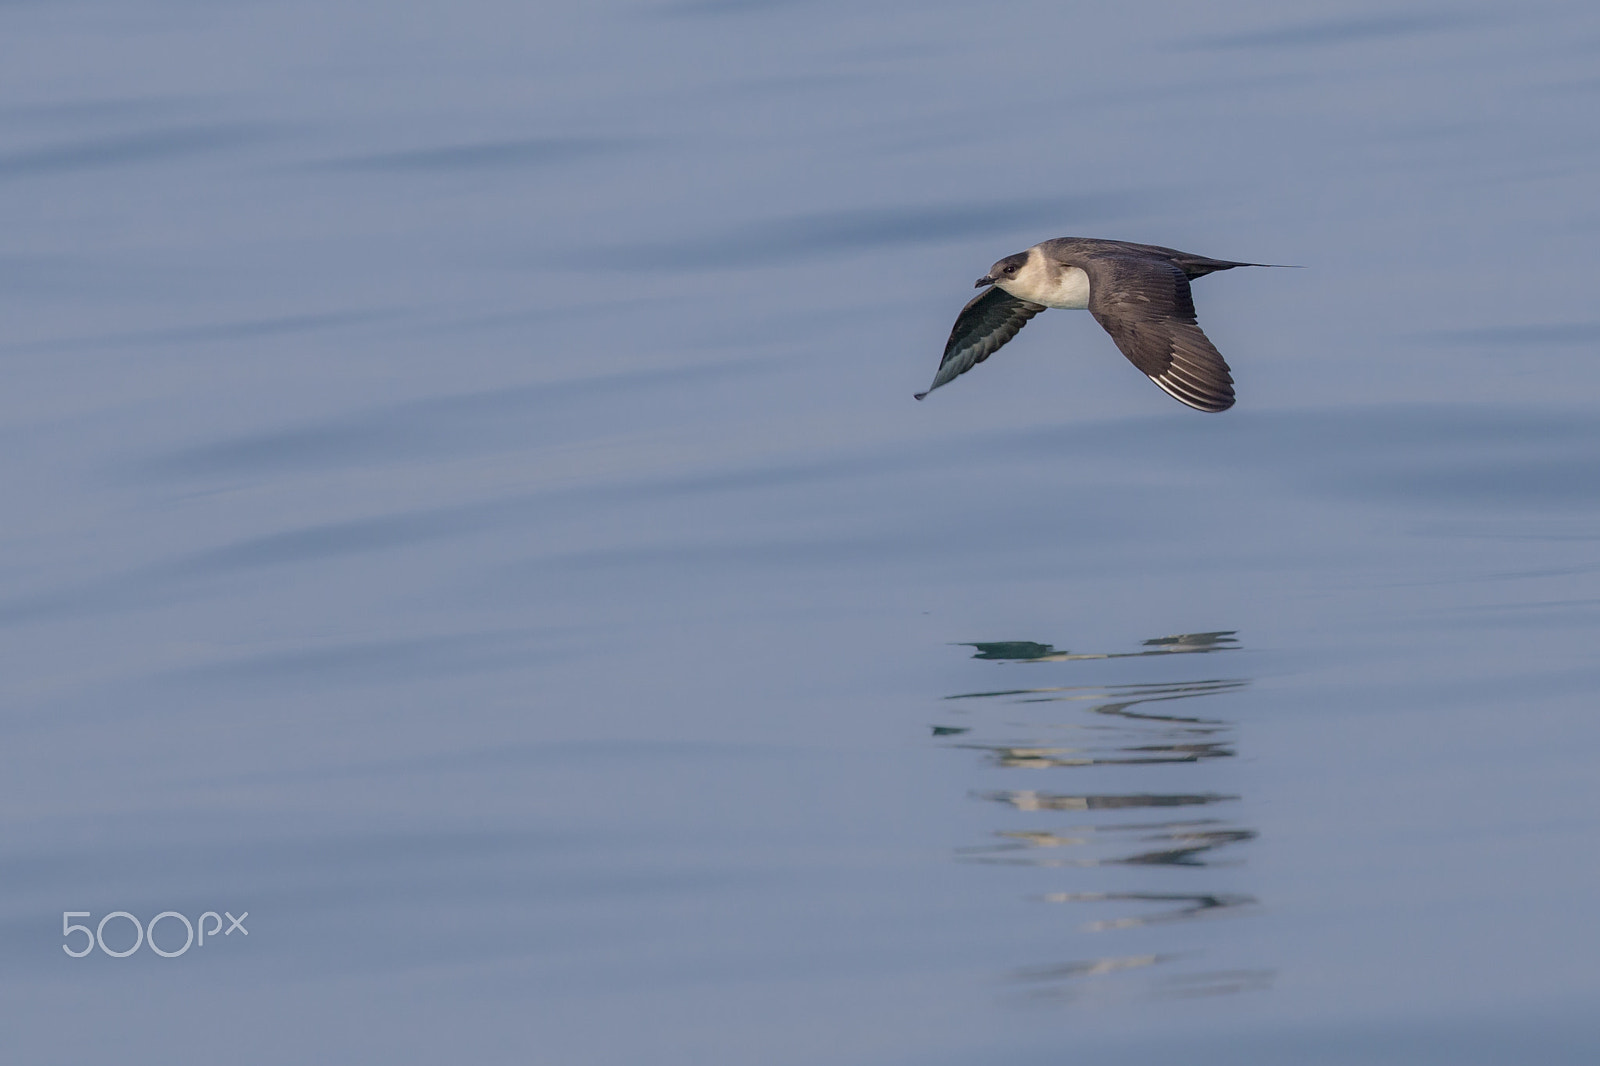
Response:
[1083,255,1235,412]
[915,285,1046,400]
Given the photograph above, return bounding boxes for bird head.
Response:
[975,252,1029,288]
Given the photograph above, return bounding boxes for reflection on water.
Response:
[961,631,1239,662]
[936,631,1269,1002]
[1010,956,1275,1003]
[1039,892,1259,930]
[980,790,1238,810]
[962,821,1256,867]
[944,674,1242,768]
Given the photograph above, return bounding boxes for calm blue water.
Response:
[5,1,1600,1062]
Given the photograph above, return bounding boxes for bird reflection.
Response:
[1010,957,1273,1003]
[959,821,1256,867]
[961,631,1238,662]
[978,790,1237,811]
[960,741,1233,768]
[1011,953,1175,982]
[945,677,1244,711]
[946,678,1242,768]
[1039,891,1258,930]
[936,630,1270,1002]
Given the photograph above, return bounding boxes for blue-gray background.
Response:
[4,1,1599,1062]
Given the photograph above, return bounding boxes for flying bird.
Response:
[917,237,1286,412]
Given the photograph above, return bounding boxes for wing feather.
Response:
[1083,255,1235,412]
[915,286,1045,400]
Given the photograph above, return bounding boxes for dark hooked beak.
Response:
[974,275,996,288]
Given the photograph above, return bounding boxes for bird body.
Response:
[917,237,1283,412]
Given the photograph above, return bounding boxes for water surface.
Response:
[3,1,1599,1063]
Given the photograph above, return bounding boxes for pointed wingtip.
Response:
[914,391,929,401]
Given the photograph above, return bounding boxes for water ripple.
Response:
[318,137,628,173]
[2,310,389,355]
[1415,322,1600,347]
[1199,12,1466,50]
[933,630,1264,1001]
[619,194,1144,269]
[134,360,760,480]
[0,123,270,179]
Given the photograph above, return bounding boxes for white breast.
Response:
[1036,265,1091,309]
[997,253,1091,310]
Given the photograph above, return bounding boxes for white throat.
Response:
[996,249,1090,309]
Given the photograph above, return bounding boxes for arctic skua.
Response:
[917,237,1286,412]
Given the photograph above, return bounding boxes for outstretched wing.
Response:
[915,285,1046,400]
[1083,255,1235,412]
